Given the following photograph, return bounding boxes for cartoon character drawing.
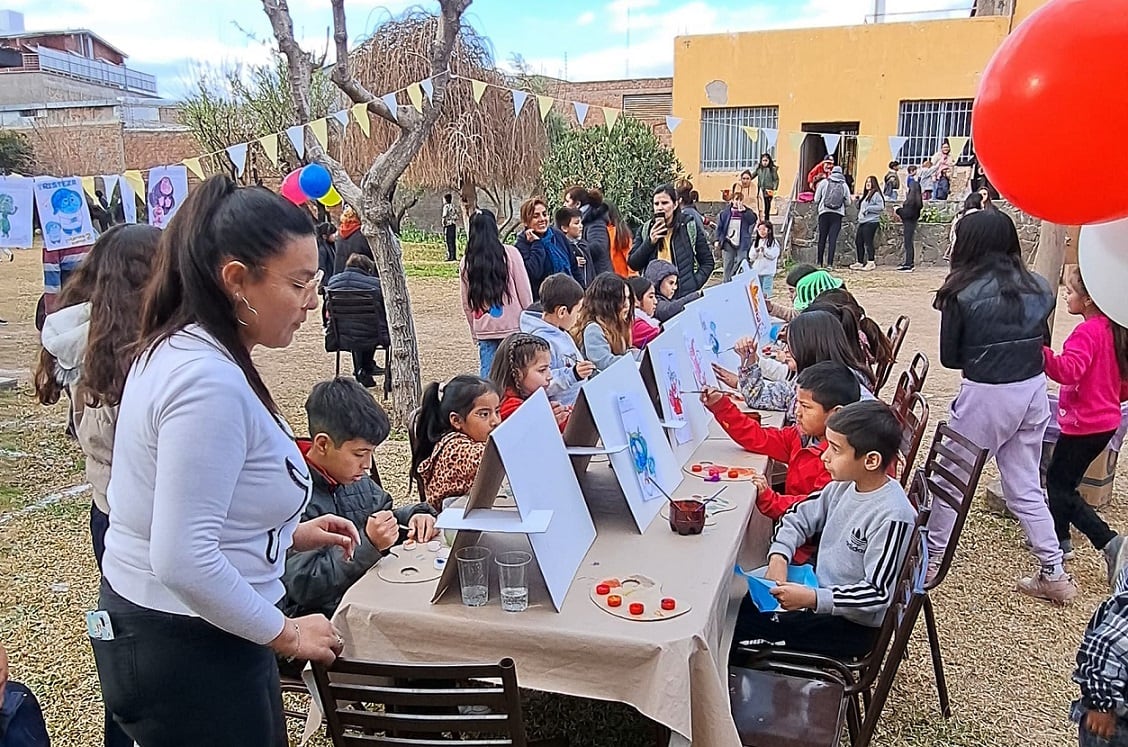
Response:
[628,428,658,486]
[708,321,720,356]
[148,176,176,227]
[43,221,63,246]
[0,193,17,239]
[50,188,84,235]
[665,364,684,417]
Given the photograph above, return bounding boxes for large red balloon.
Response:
[973,0,1128,225]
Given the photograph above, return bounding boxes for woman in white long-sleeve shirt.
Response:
[92,176,360,747]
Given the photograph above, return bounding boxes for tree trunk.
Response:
[1032,221,1068,342]
[362,196,422,425]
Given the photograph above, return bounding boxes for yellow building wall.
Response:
[672,16,1014,201]
[1011,0,1054,32]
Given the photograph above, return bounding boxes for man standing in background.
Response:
[442,193,458,261]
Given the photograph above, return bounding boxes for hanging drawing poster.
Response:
[657,349,692,445]
[34,177,96,250]
[746,274,773,345]
[147,165,189,228]
[0,176,35,249]
[619,394,663,501]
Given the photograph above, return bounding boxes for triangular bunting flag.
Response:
[352,102,371,137]
[259,133,280,167]
[761,127,779,148]
[332,109,349,128]
[285,124,305,157]
[788,132,807,153]
[119,178,136,224]
[741,126,759,143]
[123,170,145,200]
[536,94,554,121]
[381,92,399,121]
[602,107,619,130]
[888,135,909,160]
[856,135,875,165]
[310,118,329,150]
[226,143,248,177]
[406,82,424,113]
[946,135,970,159]
[182,157,205,180]
[512,89,529,118]
[80,176,96,198]
[99,175,120,200]
[665,115,682,133]
[471,79,488,104]
[420,78,434,102]
[821,133,841,155]
[573,101,589,126]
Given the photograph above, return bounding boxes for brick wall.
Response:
[122,129,201,171]
[28,122,124,175]
[545,76,674,145]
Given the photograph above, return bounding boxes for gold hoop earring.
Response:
[236,295,259,327]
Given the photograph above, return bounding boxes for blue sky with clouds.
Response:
[0,0,976,98]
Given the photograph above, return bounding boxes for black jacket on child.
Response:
[628,210,715,298]
[281,441,436,619]
[581,201,614,277]
[643,259,702,322]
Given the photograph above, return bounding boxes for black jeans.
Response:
[444,224,457,260]
[855,222,879,264]
[816,212,843,266]
[351,347,379,379]
[1048,431,1117,549]
[92,581,287,747]
[902,219,917,267]
[732,595,878,660]
[89,505,137,747]
[761,190,773,219]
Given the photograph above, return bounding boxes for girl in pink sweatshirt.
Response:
[1044,265,1128,579]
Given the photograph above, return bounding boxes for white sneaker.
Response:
[1016,572,1078,606]
[863,261,876,271]
[849,262,864,270]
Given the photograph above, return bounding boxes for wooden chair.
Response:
[908,351,929,389]
[894,391,930,488]
[873,315,910,397]
[915,422,990,719]
[324,288,392,399]
[311,657,528,746]
[888,352,928,422]
[280,672,312,724]
[730,509,931,747]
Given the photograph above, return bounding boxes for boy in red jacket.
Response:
[702,361,861,562]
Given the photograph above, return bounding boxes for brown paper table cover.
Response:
[333,435,774,745]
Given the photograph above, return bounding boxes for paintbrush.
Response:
[701,485,729,505]
[646,476,678,505]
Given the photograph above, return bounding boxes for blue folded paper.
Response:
[735,563,819,613]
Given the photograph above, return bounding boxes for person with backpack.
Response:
[628,183,715,298]
[883,161,901,200]
[814,166,850,267]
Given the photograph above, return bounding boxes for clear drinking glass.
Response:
[456,546,492,607]
[496,551,532,612]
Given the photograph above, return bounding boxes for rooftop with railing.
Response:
[0,46,157,96]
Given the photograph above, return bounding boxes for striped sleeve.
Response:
[817,519,911,619]
[767,487,831,562]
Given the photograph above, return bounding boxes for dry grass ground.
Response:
[0,246,1116,746]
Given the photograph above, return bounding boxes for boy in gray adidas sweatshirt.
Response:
[734,400,916,659]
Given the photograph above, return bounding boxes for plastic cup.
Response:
[456,546,491,607]
[495,551,532,612]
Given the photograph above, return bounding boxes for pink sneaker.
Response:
[1016,572,1078,606]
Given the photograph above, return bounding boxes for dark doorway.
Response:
[800,121,860,193]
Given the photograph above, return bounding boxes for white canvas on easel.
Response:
[710,270,773,346]
[646,313,710,466]
[434,389,595,611]
[569,355,682,532]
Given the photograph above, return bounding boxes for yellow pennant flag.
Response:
[310,118,329,150]
[536,95,554,121]
[855,135,875,165]
[259,133,279,167]
[80,176,97,198]
[787,131,807,153]
[602,107,619,130]
[946,135,970,159]
[741,126,759,142]
[470,79,488,104]
[351,103,371,137]
[406,83,424,113]
[182,157,205,180]
[123,170,145,199]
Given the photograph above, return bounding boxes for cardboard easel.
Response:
[646,313,713,466]
[433,389,595,611]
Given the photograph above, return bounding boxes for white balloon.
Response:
[1079,217,1128,327]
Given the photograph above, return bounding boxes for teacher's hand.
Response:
[294,514,360,560]
[271,615,343,666]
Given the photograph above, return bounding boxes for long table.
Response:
[333,425,780,745]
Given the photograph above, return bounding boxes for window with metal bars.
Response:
[896,99,975,165]
[699,106,779,172]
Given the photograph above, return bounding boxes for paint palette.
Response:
[659,492,738,526]
[589,574,691,622]
[376,540,448,584]
[683,461,756,482]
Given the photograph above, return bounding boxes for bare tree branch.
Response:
[328,0,403,129]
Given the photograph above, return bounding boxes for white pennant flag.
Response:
[99,174,120,200]
[821,133,841,156]
[512,89,529,118]
[761,127,779,148]
[665,115,682,133]
[285,124,305,157]
[381,92,399,121]
[420,78,434,102]
[888,135,909,160]
[226,142,249,177]
[332,109,349,128]
[120,178,136,224]
[573,101,589,126]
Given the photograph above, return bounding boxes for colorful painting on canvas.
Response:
[619,394,662,501]
[746,274,773,345]
[33,177,96,250]
[684,331,708,389]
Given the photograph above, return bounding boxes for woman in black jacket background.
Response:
[325,254,389,387]
[627,184,715,298]
[895,181,922,272]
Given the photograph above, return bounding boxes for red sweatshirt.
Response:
[500,390,568,432]
[708,395,831,563]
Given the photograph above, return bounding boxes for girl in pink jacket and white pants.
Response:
[1044,266,1128,580]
